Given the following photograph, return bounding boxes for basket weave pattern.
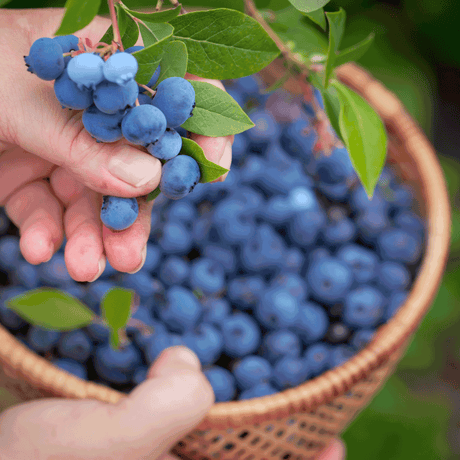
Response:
[0,63,451,460]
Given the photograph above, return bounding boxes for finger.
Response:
[49,167,106,282]
[2,11,163,200]
[147,346,202,379]
[0,348,214,460]
[102,195,154,274]
[318,439,346,460]
[185,74,234,180]
[4,179,64,265]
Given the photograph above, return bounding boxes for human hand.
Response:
[0,9,233,283]
[0,345,345,460]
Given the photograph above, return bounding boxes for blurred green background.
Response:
[2,0,460,458]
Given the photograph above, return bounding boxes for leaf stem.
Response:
[108,0,124,51]
[139,84,156,96]
[156,0,164,11]
[169,0,187,15]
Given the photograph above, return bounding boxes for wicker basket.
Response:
[0,62,451,460]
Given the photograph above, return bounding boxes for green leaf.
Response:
[287,0,331,13]
[179,138,229,183]
[0,0,14,7]
[121,13,140,49]
[134,24,173,85]
[169,8,280,79]
[101,288,134,349]
[156,40,188,86]
[324,8,346,86]
[334,33,375,68]
[321,85,344,143]
[99,25,114,45]
[181,81,254,137]
[6,288,94,330]
[139,21,174,46]
[332,80,387,197]
[55,0,102,35]
[123,4,181,23]
[302,8,326,30]
[146,187,161,202]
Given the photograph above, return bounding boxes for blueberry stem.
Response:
[108,0,124,52]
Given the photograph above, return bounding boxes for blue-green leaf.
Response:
[332,79,387,197]
[121,13,140,49]
[156,40,188,86]
[55,0,102,35]
[334,33,375,68]
[101,288,134,349]
[146,187,161,202]
[181,81,254,137]
[287,0,331,13]
[139,21,174,46]
[302,8,326,30]
[179,138,229,183]
[123,4,181,23]
[324,8,346,86]
[6,288,94,330]
[321,85,344,143]
[169,8,280,79]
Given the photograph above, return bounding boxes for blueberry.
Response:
[330,345,355,368]
[0,208,10,235]
[202,297,231,327]
[0,235,21,270]
[158,286,202,333]
[270,273,308,302]
[232,355,272,391]
[213,200,256,245]
[52,35,79,53]
[350,186,389,215]
[280,118,317,164]
[316,147,355,185]
[204,366,236,402]
[189,258,225,296]
[0,286,28,331]
[38,253,73,287]
[166,200,197,224]
[143,332,184,364]
[84,280,115,314]
[343,285,385,328]
[394,210,425,234]
[284,247,305,273]
[103,52,138,86]
[304,343,331,376]
[160,155,201,200]
[158,221,193,255]
[182,323,223,366]
[322,211,357,249]
[336,244,379,285]
[384,290,408,321]
[255,287,300,330]
[221,313,261,359]
[350,329,375,351]
[227,276,266,311]
[151,77,195,128]
[294,302,329,344]
[93,79,138,114]
[82,105,124,143]
[125,46,160,87]
[147,128,182,160]
[132,366,148,385]
[57,330,93,362]
[272,356,310,390]
[356,210,391,244]
[120,271,160,302]
[142,243,162,273]
[159,256,190,286]
[67,53,105,90]
[307,257,353,305]
[64,282,87,301]
[53,358,88,380]
[289,209,326,248]
[325,322,351,344]
[231,133,248,166]
[261,330,302,364]
[203,245,237,275]
[12,262,40,289]
[25,37,65,80]
[377,261,411,293]
[122,105,167,146]
[138,93,152,105]
[85,322,110,344]
[93,342,142,385]
[54,67,93,110]
[100,196,139,231]
[239,382,278,400]
[26,326,61,354]
[377,228,423,265]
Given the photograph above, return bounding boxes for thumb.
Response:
[3,9,161,199]
[0,347,214,460]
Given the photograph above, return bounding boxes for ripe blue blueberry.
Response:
[294,302,329,345]
[239,382,278,400]
[143,332,184,364]
[255,287,300,330]
[100,196,139,231]
[93,79,138,114]
[38,253,73,287]
[82,105,124,143]
[272,356,310,390]
[142,243,162,273]
[280,118,317,163]
[67,53,105,90]
[151,77,195,128]
[0,235,21,270]
[120,271,160,300]
[159,256,190,286]
[232,355,273,390]
[25,37,65,80]
[11,261,40,289]
[336,244,378,285]
[160,155,201,200]
[54,67,93,110]
[289,209,326,247]
[377,261,411,293]
[0,286,28,331]
[261,330,302,364]
[227,276,266,311]
[246,110,280,154]
[343,285,385,328]
[203,244,237,275]
[384,290,408,321]
[26,326,61,354]
[202,297,231,327]
[394,210,425,235]
[330,345,355,368]
[304,343,331,376]
[350,329,375,351]
[204,366,236,402]
[122,105,167,146]
[221,313,261,359]
[52,35,79,53]
[84,280,115,313]
[182,323,224,366]
[166,200,197,224]
[57,330,93,363]
[159,221,193,255]
[103,52,138,86]
[377,228,422,265]
[147,128,182,160]
[271,273,308,302]
[356,210,391,244]
[53,358,88,380]
[189,258,225,296]
[125,45,160,87]
[132,366,148,385]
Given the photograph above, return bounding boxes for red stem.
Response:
[108,0,124,51]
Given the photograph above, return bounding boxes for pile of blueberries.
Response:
[24,35,200,216]
[0,74,425,402]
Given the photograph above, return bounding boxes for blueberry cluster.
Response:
[24,36,200,230]
[0,75,425,401]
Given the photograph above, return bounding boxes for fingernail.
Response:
[127,245,147,274]
[108,150,160,188]
[44,242,55,262]
[158,346,202,373]
[89,256,106,283]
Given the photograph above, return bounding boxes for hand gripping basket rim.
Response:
[0,63,451,431]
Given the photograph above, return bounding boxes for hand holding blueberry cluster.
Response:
[25,35,200,232]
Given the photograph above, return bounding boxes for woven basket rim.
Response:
[0,63,451,430]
